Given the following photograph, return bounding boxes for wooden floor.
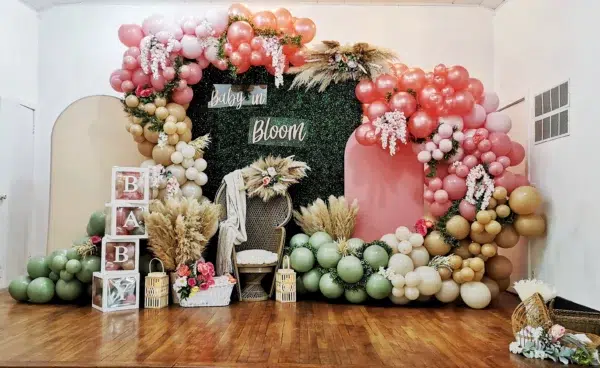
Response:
[0,290,550,368]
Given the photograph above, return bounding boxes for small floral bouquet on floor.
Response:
[173,260,216,301]
[510,324,600,366]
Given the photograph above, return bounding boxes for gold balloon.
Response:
[453,241,471,259]
[137,141,155,158]
[485,220,502,235]
[469,258,485,272]
[446,215,470,240]
[496,277,511,292]
[155,107,169,120]
[488,210,497,220]
[130,124,143,137]
[452,270,464,284]
[125,95,139,108]
[496,204,511,218]
[165,115,178,124]
[488,198,497,209]
[468,242,481,255]
[184,117,192,130]
[125,122,132,133]
[495,224,520,249]
[497,198,507,205]
[163,122,177,135]
[493,186,507,200]
[476,210,491,225]
[509,186,542,215]
[438,268,452,280]
[167,133,180,145]
[477,254,489,261]
[176,121,188,135]
[183,103,190,110]
[154,96,167,107]
[462,259,470,269]
[470,229,496,244]
[481,243,498,257]
[152,144,176,166]
[473,270,485,282]
[132,116,143,125]
[449,255,463,270]
[180,129,192,143]
[166,103,186,121]
[514,214,546,237]
[485,255,513,281]
[424,231,451,256]
[144,124,160,143]
[145,103,157,116]
[471,221,484,233]
[133,135,146,143]
[460,268,475,282]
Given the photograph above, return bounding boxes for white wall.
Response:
[34,3,495,257]
[0,0,38,107]
[495,0,600,310]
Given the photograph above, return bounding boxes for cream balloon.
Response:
[166,164,187,185]
[171,151,184,164]
[404,271,421,288]
[415,266,442,296]
[391,274,405,288]
[140,159,156,169]
[408,233,424,247]
[181,181,202,199]
[409,247,430,267]
[435,280,460,303]
[404,287,420,300]
[381,234,399,250]
[398,240,412,255]
[182,145,196,158]
[395,226,411,241]
[182,158,195,169]
[185,167,199,181]
[194,158,208,172]
[392,287,405,297]
[460,281,492,309]
[176,141,188,152]
[389,294,410,305]
[194,172,208,186]
[387,254,414,276]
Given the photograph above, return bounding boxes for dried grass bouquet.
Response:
[242,155,309,202]
[145,197,221,271]
[293,195,359,240]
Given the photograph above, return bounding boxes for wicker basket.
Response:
[178,276,235,307]
[549,299,600,336]
[276,256,296,303]
[511,293,553,341]
[145,258,169,309]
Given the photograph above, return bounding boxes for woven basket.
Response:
[511,293,553,341]
[178,276,235,307]
[144,258,169,309]
[276,256,296,303]
[549,299,600,336]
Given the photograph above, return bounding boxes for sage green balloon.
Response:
[76,256,101,283]
[345,288,368,304]
[296,275,307,295]
[302,269,322,292]
[309,231,333,250]
[366,274,393,300]
[290,233,310,248]
[55,279,83,301]
[50,255,68,273]
[316,243,341,269]
[45,249,67,265]
[27,256,51,279]
[8,276,31,302]
[290,248,315,273]
[66,248,81,261]
[27,277,55,303]
[65,259,82,274]
[86,210,106,237]
[319,273,344,299]
[337,256,364,283]
[363,244,390,270]
[60,270,74,281]
[48,271,60,282]
[347,238,365,251]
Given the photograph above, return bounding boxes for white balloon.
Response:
[176,141,188,152]
[460,281,492,309]
[181,181,202,199]
[185,167,199,181]
[435,280,460,303]
[194,158,207,172]
[140,159,156,169]
[182,145,196,159]
[182,158,195,168]
[408,233,424,247]
[391,274,405,288]
[380,234,399,249]
[387,254,414,276]
[395,226,411,241]
[405,271,421,288]
[171,151,184,164]
[409,247,430,268]
[167,164,187,185]
[194,172,208,186]
[389,294,410,305]
[398,241,412,255]
[404,287,420,300]
[415,266,442,296]
[392,287,404,298]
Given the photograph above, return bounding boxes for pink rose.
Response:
[200,283,210,290]
[135,85,153,98]
[262,176,271,186]
[90,236,102,244]
[549,324,565,342]
[177,264,191,277]
[187,277,197,287]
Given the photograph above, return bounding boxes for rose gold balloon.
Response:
[433,75,446,88]
[250,37,263,51]
[466,78,484,101]
[389,92,417,117]
[399,68,426,92]
[441,85,455,97]
[289,48,306,67]
[366,100,390,121]
[252,11,277,30]
[294,18,316,44]
[419,85,442,111]
[408,110,437,138]
[374,74,398,97]
[453,91,475,115]
[238,42,252,56]
[250,51,264,66]
[424,72,434,84]
[214,59,228,71]
[230,51,244,66]
[434,63,447,77]
[447,65,470,90]
[236,62,251,74]
[355,123,378,146]
[274,8,293,30]
[227,21,254,48]
[355,80,377,104]
[229,3,252,18]
[362,104,370,116]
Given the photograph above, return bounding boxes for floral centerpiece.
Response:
[243,155,310,202]
[173,260,217,301]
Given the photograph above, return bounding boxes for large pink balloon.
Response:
[375,74,398,97]
[150,74,166,91]
[181,35,204,59]
[132,69,150,87]
[446,65,470,90]
[355,80,378,104]
[274,8,293,30]
[452,91,475,115]
[142,15,167,35]
[252,11,277,30]
[459,200,476,221]
[124,47,141,59]
[494,171,517,193]
[119,24,144,47]
[443,174,467,200]
[430,201,452,218]
[229,3,252,18]
[481,92,500,113]
[355,123,378,146]
[399,68,426,92]
[507,141,526,166]
[389,92,417,117]
[121,80,135,93]
[419,85,443,111]
[110,76,123,92]
[186,63,203,85]
[294,18,317,44]
[205,8,229,36]
[489,132,512,156]
[485,112,512,133]
[463,104,487,129]
[366,100,389,121]
[227,21,254,48]
[408,111,436,139]
[172,86,194,105]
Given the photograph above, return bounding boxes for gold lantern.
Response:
[276,255,296,303]
[144,258,169,309]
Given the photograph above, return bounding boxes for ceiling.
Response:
[20,0,506,12]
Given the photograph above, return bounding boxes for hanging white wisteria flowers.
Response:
[260,36,285,88]
[372,110,407,156]
[140,34,177,76]
[465,164,495,210]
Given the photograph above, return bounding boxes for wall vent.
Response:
[534,81,569,144]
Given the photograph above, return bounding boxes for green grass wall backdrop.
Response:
[188,67,362,210]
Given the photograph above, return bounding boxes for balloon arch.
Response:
[110,3,547,308]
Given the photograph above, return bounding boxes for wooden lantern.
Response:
[276,255,296,303]
[145,258,169,309]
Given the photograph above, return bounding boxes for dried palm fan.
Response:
[188,134,211,157]
[145,197,221,270]
[242,155,309,202]
[513,279,558,303]
[293,195,359,240]
[288,41,398,92]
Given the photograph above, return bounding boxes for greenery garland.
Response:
[434,200,461,248]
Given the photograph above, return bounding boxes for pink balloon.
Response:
[162,67,176,81]
[238,43,252,56]
[514,174,530,187]
[227,21,254,48]
[366,100,389,121]
[443,174,467,200]
[182,20,198,35]
[214,59,228,71]
[465,78,484,101]
[478,139,492,152]
[472,150,482,159]
[123,56,139,71]
[489,132,512,156]
[236,61,251,74]
[462,155,479,169]
[488,162,504,176]
[455,164,469,178]
[124,47,141,59]
[463,138,476,152]
[507,141,526,166]
[294,18,317,44]
[110,76,123,92]
[250,51,264,66]
[458,200,476,221]
[204,45,219,62]
[121,80,135,93]
[142,15,167,36]
[179,65,190,79]
[481,151,496,164]
[463,104,487,129]
[223,43,234,57]
[375,74,398,97]
[186,63,203,85]
[172,86,194,105]
[388,92,417,117]
[481,92,500,113]
[150,74,166,91]
[429,178,443,191]
[452,91,475,115]
[118,24,144,47]
[355,80,377,104]
[419,85,443,112]
[446,65,470,90]
[430,201,452,218]
[485,112,512,133]
[494,171,517,193]
[408,111,436,139]
[434,190,449,204]
[434,64,447,77]
[132,69,150,87]
[355,123,378,146]
[177,79,188,90]
[196,55,210,69]
[181,35,204,59]
[252,11,277,30]
[399,68,426,92]
[439,115,464,131]
[289,49,306,67]
[205,8,229,36]
[230,52,244,66]
[497,156,511,168]
[424,189,434,203]
[250,37,263,51]
[228,3,253,18]
[441,85,455,97]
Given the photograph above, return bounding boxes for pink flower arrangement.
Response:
[135,85,153,98]
[414,218,434,236]
[90,236,102,244]
[177,264,191,277]
[549,324,565,342]
[262,176,271,186]
[173,260,216,300]
[187,277,197,287]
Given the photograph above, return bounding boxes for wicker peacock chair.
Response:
[215,183,292,301]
